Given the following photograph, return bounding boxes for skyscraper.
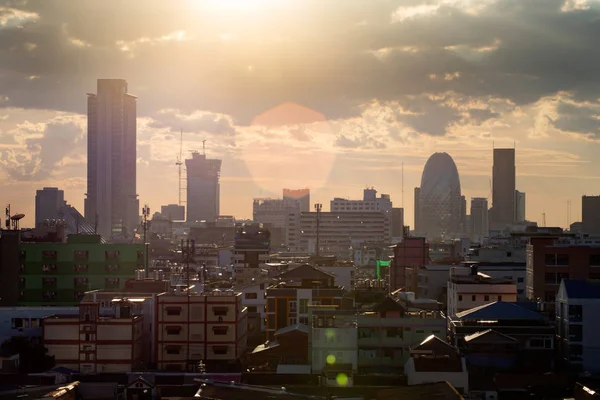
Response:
[186,151,222,223]
[470,197,489,242]
[35,187,65,227]
[418,152,463,239]
[490,148,516,230]
[515,190,526,222]
[85,79,138,238]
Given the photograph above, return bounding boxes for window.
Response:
[569,305,583,322]
[212,345,228,355]
[591,254,600,266]
[569,324,583,342]
[484,295,490,301]
[569,344,583,361]
[213,307,228,316]
[105,277,120,287]
[74,277,89,286]
[74,250,88,260]
[19,278,26,287]
[471,295,476,301]
[42,264,57,273]
[245,292,258,300]
[105,264,119,272]
[529,337,552,349]
[213,326,229,335]
[11,318,29,329]
[299,316,308,324]
[545,253,569,266]
[42,277,56,287]
[289,300,297,313]
[166,345,182,355]
[517,277,524,283]
[166,326,182,335]
[498,295,502,301]
[458,295,463,301]
[386,327,403,338]
[166,307,182,316]
[299,299,309,314]
[42,251,57,260]
[288,317,297,325]
[74,291,85,300]
[248,306,257,313]
[74,264,88,272]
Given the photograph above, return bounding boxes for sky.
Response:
[1,0,600,229]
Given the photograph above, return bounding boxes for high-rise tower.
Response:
[186,151,222,223]
[490,148,516,230]
[85,79,138,238]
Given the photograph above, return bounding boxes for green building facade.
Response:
[19,234,145,306]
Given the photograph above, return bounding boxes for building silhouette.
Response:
[35,187,65,227]
[416,152,463,239]
[515,190,526,222]
[186,151,222,223]
[582,195,600,236]
[470,198,489,242]
[490,148,515,230]
[85,79,138,239]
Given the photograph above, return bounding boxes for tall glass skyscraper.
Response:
[416,152,463,239]
[85,79,138,238]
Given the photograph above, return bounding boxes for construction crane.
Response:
[176,129,184,206]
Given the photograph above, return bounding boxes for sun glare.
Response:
[190,0,285,13]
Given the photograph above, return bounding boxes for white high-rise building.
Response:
[186,151,222,223]
[330,188,392,213]
[85,79,138,238]
[253,198,300,228]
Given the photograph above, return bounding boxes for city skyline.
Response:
[1,0,600,228]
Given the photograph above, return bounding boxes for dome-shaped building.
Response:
[416,152,463,239]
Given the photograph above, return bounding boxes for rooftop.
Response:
[562,279,600,299]
[456,301,544,321]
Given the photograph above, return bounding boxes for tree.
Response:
[1,336,55,373]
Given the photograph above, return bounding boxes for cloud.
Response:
[149,109,236,136]
[0,6,38,28]
[0,116,84,180]
[551,98,600,138]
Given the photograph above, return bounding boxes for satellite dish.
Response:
[11,214,25,221]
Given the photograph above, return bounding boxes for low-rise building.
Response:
[155,290,247,372]
[405,335,469,395]
[390,237,429,292]
[265,264,353,341]
[249,324,309,371]
[234,280,269,348]
[449,301,554,372]
[311,309,357,375]
[318,263,356,290]
[233,223,270,286]
[44,301,144,373]
[556,279,600,373]
[447,266,517,317]
[526,235,600,302]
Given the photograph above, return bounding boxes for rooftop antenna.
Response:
[176,129,184,206]
[542,212,546,227]
[202,139,206,156]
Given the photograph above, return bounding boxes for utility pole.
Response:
[181,239,195,371]
[142,205,150,278]
[314,203,322,257]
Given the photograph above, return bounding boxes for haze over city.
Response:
[1,0,600,228]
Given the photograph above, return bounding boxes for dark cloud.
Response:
[1,0,600,136]
[552,101,600,137]
[468,108,500,125]
[0,119,83,180]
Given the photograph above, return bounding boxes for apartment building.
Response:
[390,237,429,292]
[311,309,358,374]
[556,279,600,372]
[16,234,145,306]
[318,263,356,290]
[447,266,517,317]
[265,264,352,341]
[155,290,247,372]
[526,236,600,302]
[44,301,143,373]
[286,211,389,258]
[233,223,270,286]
